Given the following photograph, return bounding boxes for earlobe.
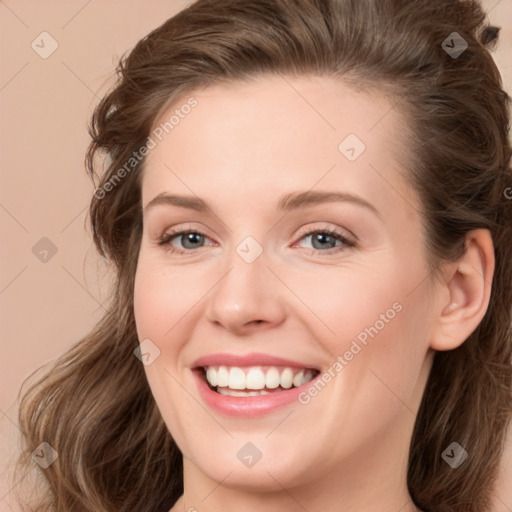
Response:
[430,229,495,351]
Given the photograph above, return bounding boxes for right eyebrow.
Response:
[143,193,209,213]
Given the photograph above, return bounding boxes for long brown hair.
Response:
[12,0,512,511]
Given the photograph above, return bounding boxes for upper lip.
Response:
[191,352,319,370]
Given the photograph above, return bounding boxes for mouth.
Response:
[197,365,321,397]
[190,353,322,416]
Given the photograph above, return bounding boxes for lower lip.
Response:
[192,369,318,417]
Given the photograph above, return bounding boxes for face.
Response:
[133,75,438,494]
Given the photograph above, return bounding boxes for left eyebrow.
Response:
[143,190,382,220]
[277,190,382,220]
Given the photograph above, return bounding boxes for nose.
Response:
[205,251,287,336]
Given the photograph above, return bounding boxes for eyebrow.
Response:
[143,190,381,219]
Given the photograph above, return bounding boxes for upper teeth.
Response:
[204,366,316,390]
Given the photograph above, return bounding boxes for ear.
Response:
[430,229,495,351]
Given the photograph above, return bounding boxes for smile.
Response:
[203,365,318,396]
[191,353,322,416]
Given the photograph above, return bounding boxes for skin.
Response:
[133,75,494,512]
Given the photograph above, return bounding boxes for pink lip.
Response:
[190,352,320,418]
[192,368,320,417]
[191,352,318,370]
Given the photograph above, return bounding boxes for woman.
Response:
[13,0,512,511]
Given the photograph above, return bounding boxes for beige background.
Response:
[0,1,511,510]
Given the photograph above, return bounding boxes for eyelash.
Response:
[157,225,356,256]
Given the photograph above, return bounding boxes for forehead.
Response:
[141,74,418,217]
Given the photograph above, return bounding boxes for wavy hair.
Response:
[12,0,512,511]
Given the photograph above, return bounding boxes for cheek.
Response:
[323,278,433,425]
[133,255,203,346]
[281,256,412,352]
[133,260,207,450]
[304,253,433,408]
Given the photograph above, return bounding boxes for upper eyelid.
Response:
[295,224,356,242]
[161,225,350,239]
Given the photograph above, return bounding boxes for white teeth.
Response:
[217,366,229,387]
[293,370,304,387]
[246,368,265,389]
[265,367,280,389]
[280,368,294,389]
[203,365,317,391]
[206,367,217,387]
[228,367,246,389]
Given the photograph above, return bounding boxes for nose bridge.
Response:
[205,234,286,332]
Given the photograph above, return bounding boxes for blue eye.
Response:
[296,228,355,254]
[158,227,355,255]
[158,229,212,253]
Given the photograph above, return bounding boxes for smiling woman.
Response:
[12,0,512,511]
